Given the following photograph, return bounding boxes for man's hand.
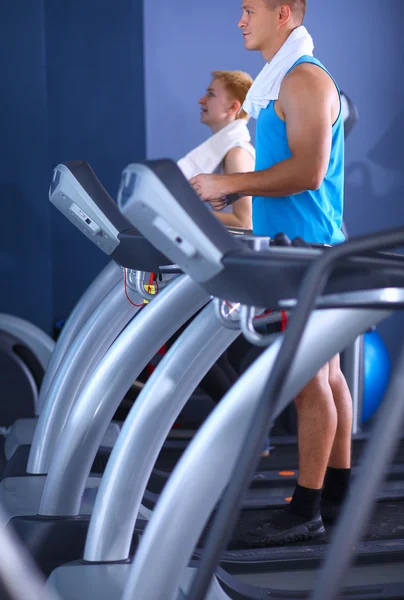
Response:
[190,174,229,202]
[210,197,228,212]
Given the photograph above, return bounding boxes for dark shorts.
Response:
[227,311,287,375]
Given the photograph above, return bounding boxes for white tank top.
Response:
[211,141,255,213]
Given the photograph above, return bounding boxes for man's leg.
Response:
[327,354,352,468]
[242,365,338,547]
[294,362,338,490]
[322,354,353,521]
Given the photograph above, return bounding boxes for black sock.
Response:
[322,467,351,504]
[289,484,322,519]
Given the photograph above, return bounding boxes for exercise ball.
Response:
[362,330,391,423]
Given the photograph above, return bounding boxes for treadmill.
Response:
[1,160,168,484]
[43,160,404,599]
[1,162,161,477]
[0,160,363,582]
[1,161,219,575]
[116,160,404,600]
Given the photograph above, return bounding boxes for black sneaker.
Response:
[233,507,325,548]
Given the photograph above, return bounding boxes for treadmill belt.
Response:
[193,501,404,577]
[225,501,404,549]
[365,501,404,541]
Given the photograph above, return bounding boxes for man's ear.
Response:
[230,100,242,117]
[278,4,292,26]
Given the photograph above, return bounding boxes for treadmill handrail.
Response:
[37,261,121,413]
[121,307,389,600]
[83,302,240,563]
[28,278,140,474]
[311,331,404,600]
[187,226,404,600]
[38,275,209,516]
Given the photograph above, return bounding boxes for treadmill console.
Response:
[118,160,242,283]
[49,162,124,255]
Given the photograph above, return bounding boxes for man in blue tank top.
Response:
[191,0,352,546]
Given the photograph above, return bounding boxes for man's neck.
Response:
[262,27,296,63]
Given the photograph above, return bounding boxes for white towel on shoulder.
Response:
[177,119,253,179]
[243,26,314,120]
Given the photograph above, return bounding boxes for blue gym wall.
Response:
[0,1,53,332]
[45,0,146,322]
[1,1,403,359]
[144,0,404,364]
[0,0,146,332]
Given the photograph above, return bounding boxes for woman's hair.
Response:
[211,70,254,120]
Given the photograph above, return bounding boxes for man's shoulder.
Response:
[283,62,330,90]
[282,61,335,95]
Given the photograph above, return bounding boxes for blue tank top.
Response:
[252,56,345,245]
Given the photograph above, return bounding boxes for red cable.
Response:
[147,272,159,293]
[224,302,275,321]
[146,343,167,376]
[281,310,289,331]
[124,269,145,307]
[254,309,273,321]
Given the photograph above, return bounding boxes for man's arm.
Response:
[191,66,336,201]
[210,146,254,229]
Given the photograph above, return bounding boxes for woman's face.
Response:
[199,79,235,129]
